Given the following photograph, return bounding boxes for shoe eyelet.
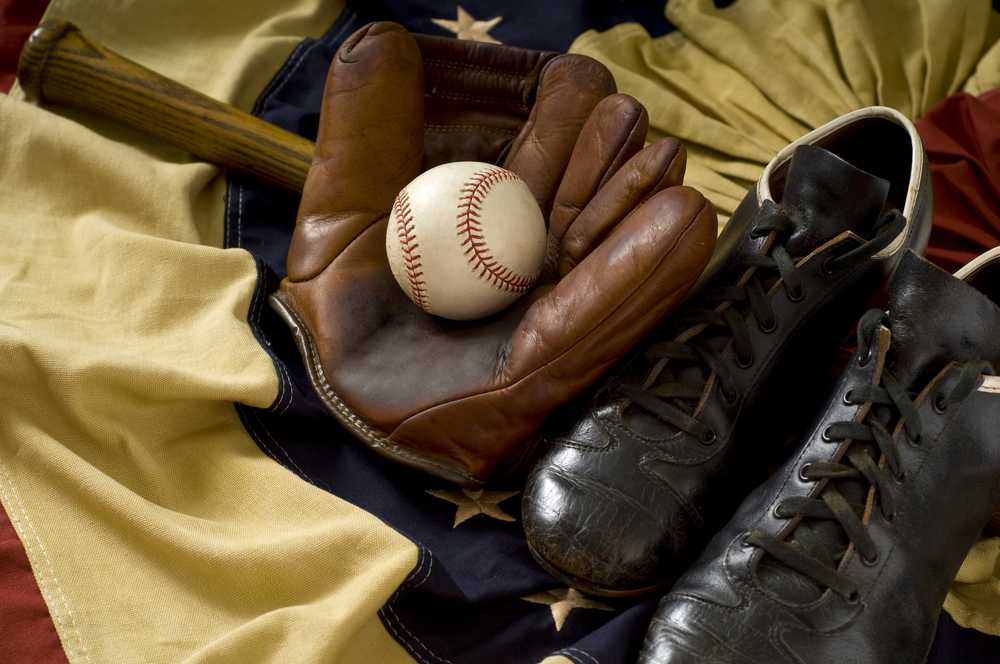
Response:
[798,463,813,482]
[861,550,880,567]
[740,534,753,548]
[881,507,895,522]
[934,394,949,414]
[846,589,861,605]
[821,255,841,276]
[722,387,737,404]
[842,389,855,406]
[858,346,874,368]
[699,428,717,445]
[750,226,766,239]
[821,425,836,442]
[758,317,777,334]
[735,353,754,369]
[892,468,906,484]
[787,285,805,302]
[907,431,922,447]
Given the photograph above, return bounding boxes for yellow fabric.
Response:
[946,536,1000,635]
[569,0,1000,227]
[0,1,419,662]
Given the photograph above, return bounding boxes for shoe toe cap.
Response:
[523,457,701,596]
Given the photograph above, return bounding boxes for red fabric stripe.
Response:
[0,2,65,657]
[0,8,63,660]
[0,0,48,93]
[918,89,1000,274]
[0,497,70,664]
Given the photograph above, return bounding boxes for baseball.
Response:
[386,161,547,321]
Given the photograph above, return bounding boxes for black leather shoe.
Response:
[639,250,1000,663]
[522,107,933,597]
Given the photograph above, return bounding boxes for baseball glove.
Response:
[269,22,718,487]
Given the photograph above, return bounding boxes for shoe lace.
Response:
[613,209,906,443]
[746,308,996,601]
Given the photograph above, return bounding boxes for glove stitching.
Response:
[269,292,483,487]
[423,57,533,79]
[427,90,529,111]
[424,123,519,139]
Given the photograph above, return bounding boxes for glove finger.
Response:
[508,186,717,395]
[557,136,687,279]
[543,93,648,281]
[288,22,425,282]
[414,33,559,169]
[502,53,616,220]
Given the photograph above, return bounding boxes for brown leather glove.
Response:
[269,22,718,488]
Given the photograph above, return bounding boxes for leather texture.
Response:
[410,32,557,172]
[521,107,934,597]
[270,22,718,487]
[639,250,1000,663]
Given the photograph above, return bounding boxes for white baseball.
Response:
[386,161,547,321]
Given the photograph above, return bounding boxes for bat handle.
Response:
[18,19,315,195]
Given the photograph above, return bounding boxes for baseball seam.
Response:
[394,189,430,312]
[456,167,538,295]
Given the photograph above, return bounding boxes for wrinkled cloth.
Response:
[570,0,1000,226]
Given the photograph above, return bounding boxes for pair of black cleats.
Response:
[523,107,1000,664]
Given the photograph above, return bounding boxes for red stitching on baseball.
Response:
[393,189,430,311]
[455,167,539,295]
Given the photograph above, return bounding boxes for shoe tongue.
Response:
[886,251,1000,389]
[780,144,891,257]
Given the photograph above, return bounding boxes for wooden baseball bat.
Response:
[17,19,315,194]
